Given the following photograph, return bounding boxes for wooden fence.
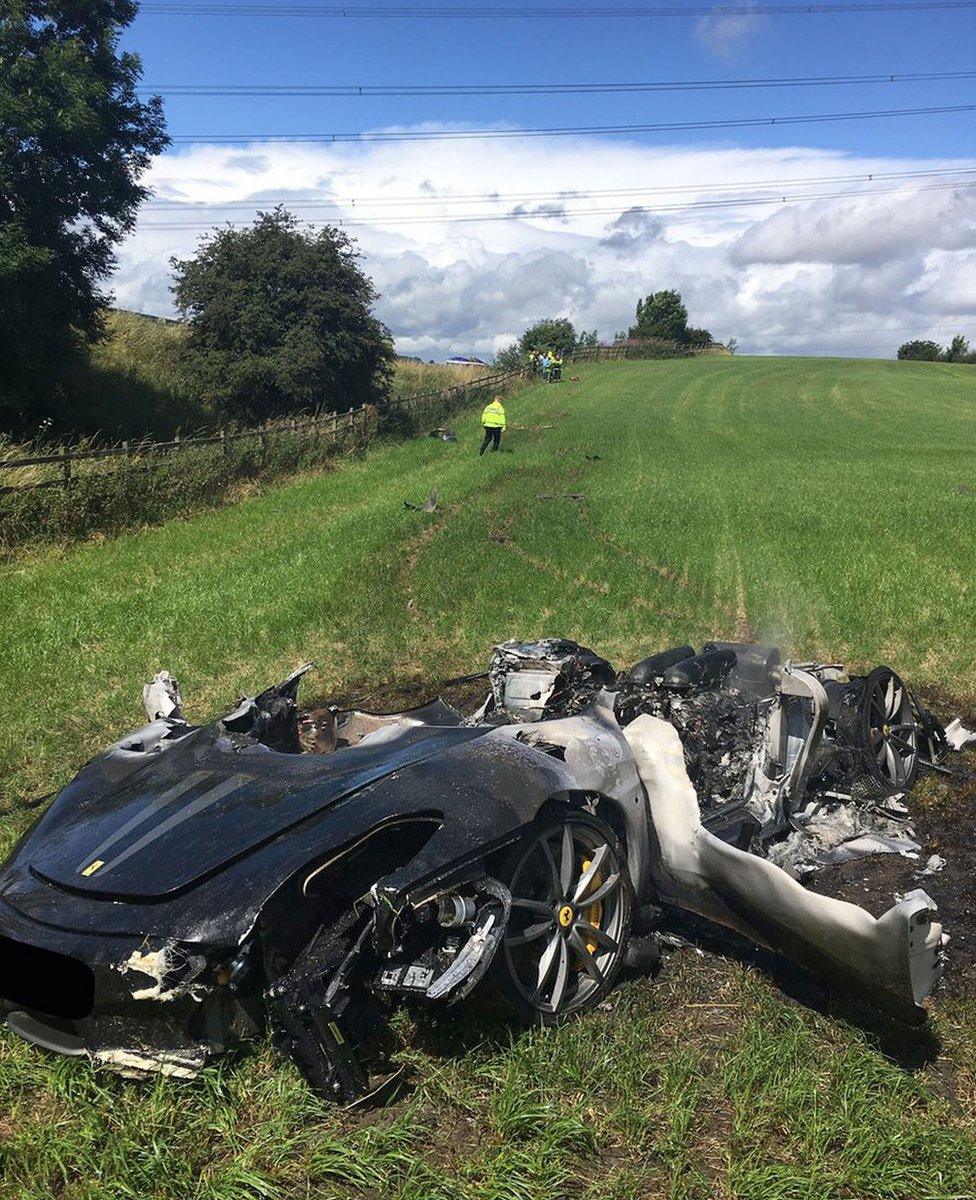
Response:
[0,365,522,495]
[570,340,732,362]
[0,345,726,494]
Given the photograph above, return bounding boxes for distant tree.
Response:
[493,343,522,371]
[683,326,714,348]
[172,209,394,422]
[726,337,739,355]
[629,290,689,342]
[897,340,942,361]
[518,318,577,355]
[944,334,974,363]
[576,329,600,350]
[0,0,168,432]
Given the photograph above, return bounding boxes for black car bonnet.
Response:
[28,723,486,900]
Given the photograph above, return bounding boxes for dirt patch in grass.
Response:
[808,768,976,991]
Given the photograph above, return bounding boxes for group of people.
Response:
[527,348,564,382]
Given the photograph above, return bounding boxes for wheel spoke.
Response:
[570,928,605,984]
[539,838,560,893]
[511,896,554,917]
[884,677,896,719]
[549,940,570,1012]
[506,920,553,948]
[884,741,900,783]
[534,930,562,996]
[572,843,610,903]
[889,685,903,721]
[574,920,618,953]
[559,823,574,895]
[581,872,621,907]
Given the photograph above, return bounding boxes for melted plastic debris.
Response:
[143,671,182,722]
[116,943,209,1003]
[91,1047,206,1080]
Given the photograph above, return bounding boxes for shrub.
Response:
[897,340,943,361]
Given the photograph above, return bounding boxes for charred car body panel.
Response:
[0,640,961,1099]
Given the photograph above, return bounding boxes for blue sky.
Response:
[115,2,976,357]
[126,3,976,156]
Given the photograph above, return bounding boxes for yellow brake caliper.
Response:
[578,857,603,960]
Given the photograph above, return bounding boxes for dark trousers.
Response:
[479,427,502,455]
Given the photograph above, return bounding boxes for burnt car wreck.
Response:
[1,641,970,1100]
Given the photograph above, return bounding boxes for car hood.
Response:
[26,723,486,901]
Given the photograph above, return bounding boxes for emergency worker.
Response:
[479,394,507,455]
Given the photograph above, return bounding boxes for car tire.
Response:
[495,810,633,1025]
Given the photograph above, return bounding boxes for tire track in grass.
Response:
[484,496,685,622]
[576,509,739,628]
[396,505,460,622]
[731,548,754,642]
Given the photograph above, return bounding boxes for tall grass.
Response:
[60,311,211,439]
[0,415,374,552]
[389,360,477,398]
[33,311,484,443]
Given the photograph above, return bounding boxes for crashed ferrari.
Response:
[0,640,968,1100]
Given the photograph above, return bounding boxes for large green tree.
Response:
[0,0,167,430]
[172,209,395,422]
[628,289,691,342]
[518,318,577,355]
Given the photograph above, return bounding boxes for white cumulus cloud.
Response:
[113,130,976,360]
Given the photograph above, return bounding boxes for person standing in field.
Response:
[479,394,507,455]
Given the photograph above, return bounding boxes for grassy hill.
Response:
[2,356,976,1198]
[26,309,476,441]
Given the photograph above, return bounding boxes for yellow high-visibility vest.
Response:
[481,400,507,429]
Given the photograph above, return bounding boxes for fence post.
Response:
[60,446,71,489]
[220,429,228,456]
[122,439,130,459]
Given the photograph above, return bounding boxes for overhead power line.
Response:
[139,69,976,97]
[143,165,976,211]
[166,102,976,144]
[139,1,976,18]
[136,176,976,229]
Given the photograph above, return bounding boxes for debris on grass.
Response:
[404,487,438,513]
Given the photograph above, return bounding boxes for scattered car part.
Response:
[403,488,438,513]
[143,671,182,722]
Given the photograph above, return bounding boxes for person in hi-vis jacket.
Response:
[479,395,507,455]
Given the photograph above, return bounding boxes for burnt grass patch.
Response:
[809,766,976,991]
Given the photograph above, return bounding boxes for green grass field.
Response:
[2,357,976,1198]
